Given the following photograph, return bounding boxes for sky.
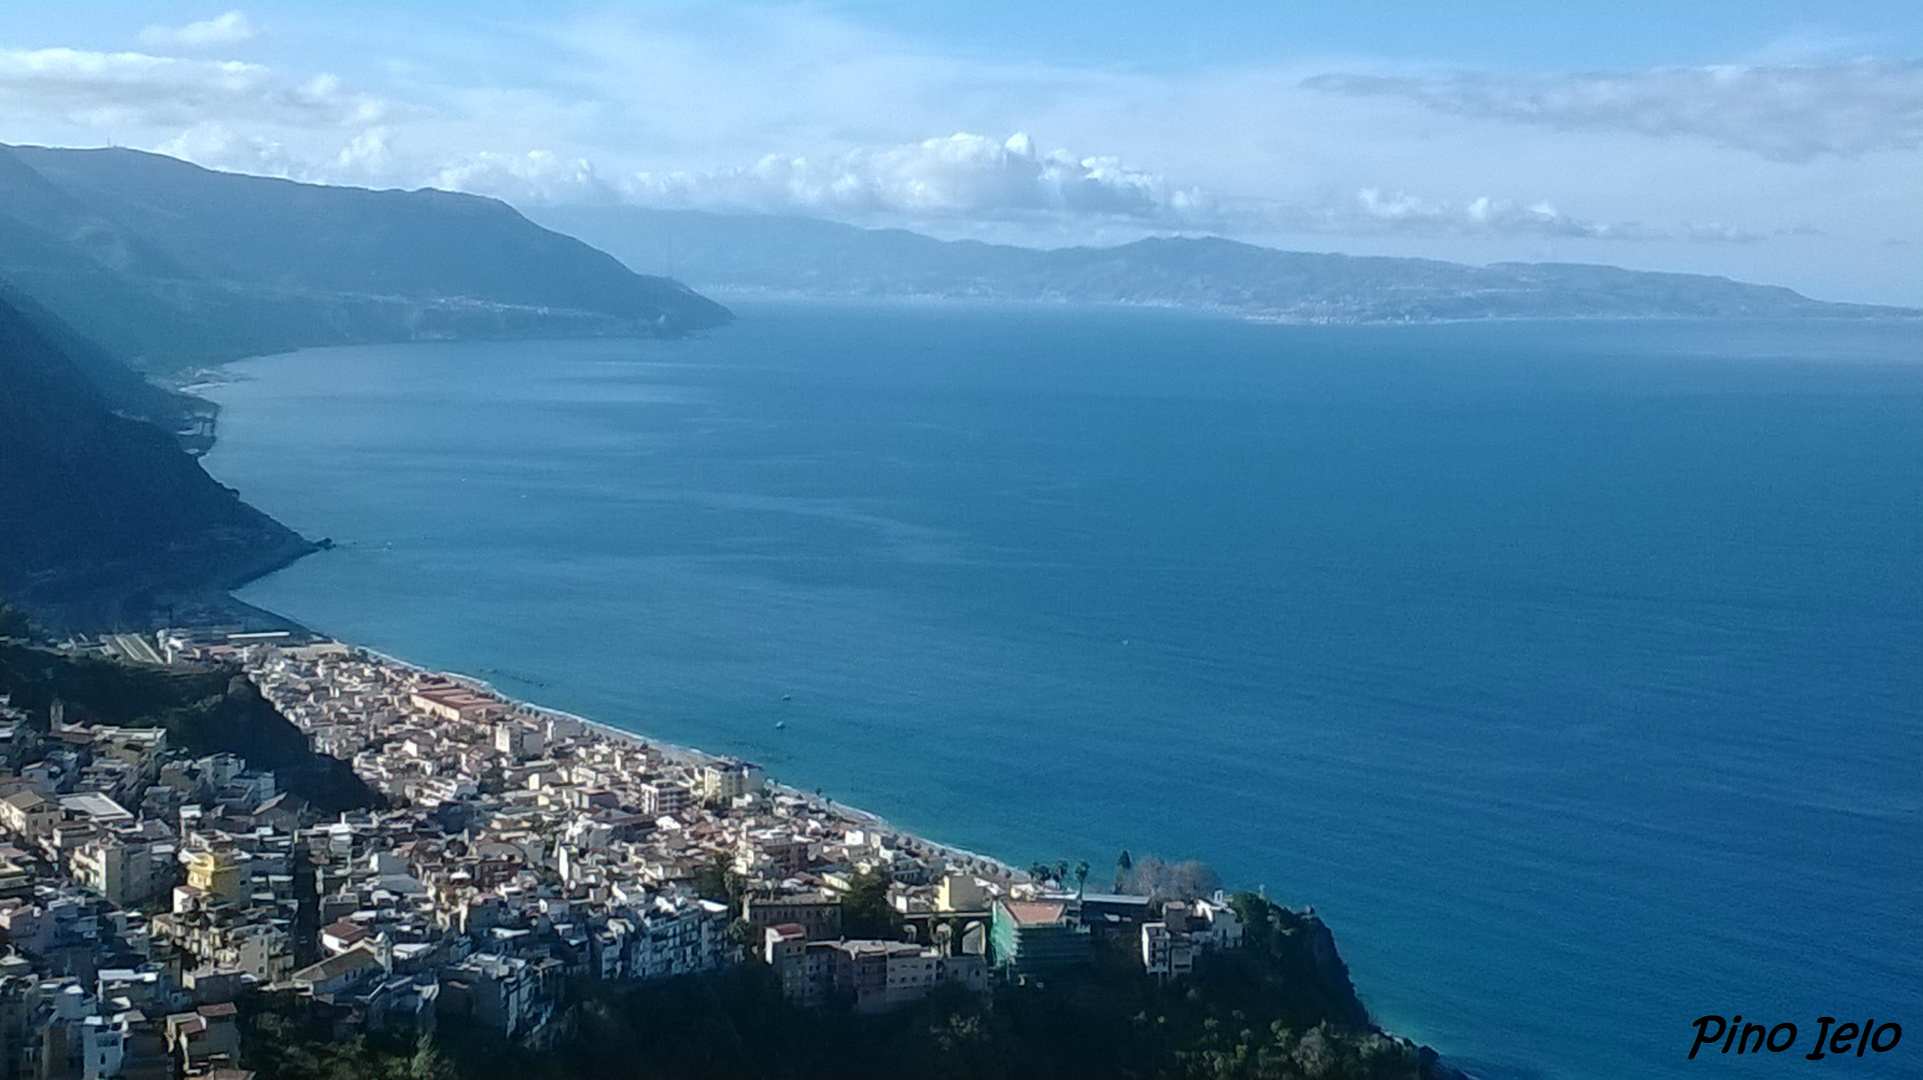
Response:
[2,1,1919,304]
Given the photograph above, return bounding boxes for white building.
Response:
[80,1014,127,1080]
[1141,921,1195,982]
[494,721,546,762]
[628,896,732,980]
[72,837,168,909]
[641,782,691,816]
[1141,897,1242,982]
[696,760,763,802]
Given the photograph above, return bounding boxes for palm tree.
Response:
[1074,860,1090,896]
[1115,849,1133,892]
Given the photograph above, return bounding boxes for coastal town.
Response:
[0,628,1248,1079]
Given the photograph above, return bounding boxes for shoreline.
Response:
[687,288,1923,324]
[233,630,1467,1076]
[165,317,1525,1076]
[184,331,1037,879]
[350,643,1023,881]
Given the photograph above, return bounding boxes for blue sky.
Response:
[3,2,1919,304]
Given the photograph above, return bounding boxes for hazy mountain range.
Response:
[0,144,732,382]
[2,148,1913,632]
[0,148,739,630]
[531,205,1916,323]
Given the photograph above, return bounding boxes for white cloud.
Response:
[620,132,1210,223]
[1348,189,1605,237]
[154,123,295,176]
[0,37,1799,254]
[1316,189,1759,243]
[0,47,389,130]
[1304,60,1923,161]
[331,127,397,179]
[577,129,1757,245]
[0,3,1910,302]
[138,11,256,50]
[433,149,616,205]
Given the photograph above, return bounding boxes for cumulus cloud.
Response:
[154,123,296,176]
[0,14,1862,262]
[332,127,393,174]
[1348,189,1756,241]
[0,47,388,130]
[1349,189,1601,236]
[137,11,256,50]
[1249,189,1762,244]
[433,150,618,205]
[412,128,1759,245]
[1303,60,1923,161]
[621,132,1211,223]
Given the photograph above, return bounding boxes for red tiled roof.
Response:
[1000,900,1068,926]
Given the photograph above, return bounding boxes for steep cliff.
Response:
[0,287,314,627]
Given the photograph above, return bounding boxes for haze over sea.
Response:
[201,301,1922,1080]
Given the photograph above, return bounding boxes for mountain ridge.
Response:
[529,205,1917,324]
[0,148,743,631]
[0,145,734,376]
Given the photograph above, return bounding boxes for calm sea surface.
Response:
[201,301,1922,1079]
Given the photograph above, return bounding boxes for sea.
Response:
[199,300,1922,1080]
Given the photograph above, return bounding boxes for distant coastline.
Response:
[689,286,1923,327]
[530,204,1923,325]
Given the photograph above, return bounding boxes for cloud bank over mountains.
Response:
[622,133,1208,222]
[427,135,1765,246]
[0,5,1916,302]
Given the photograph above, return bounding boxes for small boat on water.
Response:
[774,720,787,730]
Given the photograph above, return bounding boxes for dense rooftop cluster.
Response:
[0,632,1253,1078]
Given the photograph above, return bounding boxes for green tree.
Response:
[1127,856,1220,901]
[0,605,33,641]
[695,850,745,908]
[841,868,902,940]
[409,1033,457,1080]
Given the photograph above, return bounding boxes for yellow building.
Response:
[185,848,243,902]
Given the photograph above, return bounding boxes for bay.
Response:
[201,300,1923,1079]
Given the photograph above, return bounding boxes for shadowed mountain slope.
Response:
[0,145,732,373]
[0,286,313,628]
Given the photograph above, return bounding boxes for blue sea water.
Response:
[200,301,1922,1080]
